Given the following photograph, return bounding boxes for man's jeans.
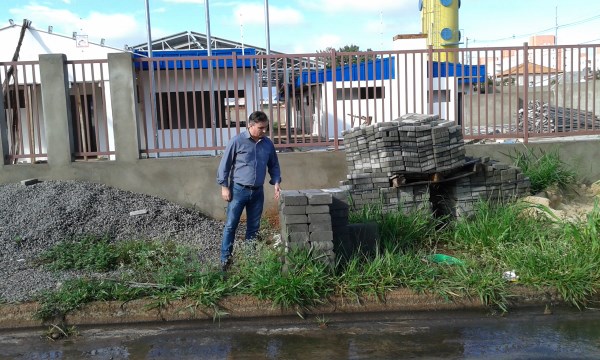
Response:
[220,183,264,264]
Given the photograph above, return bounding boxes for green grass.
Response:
[35,278,149,321]
[236,243,333,312]
[505,147,576,194]
[32,156,598,321]
[36,235,120,271]
[349,202,440,250]
[447,200,558,252]
[501,199,600,307]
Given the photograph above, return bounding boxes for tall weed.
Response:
[505,147,576,194]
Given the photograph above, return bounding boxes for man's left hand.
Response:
[274,183,281,200]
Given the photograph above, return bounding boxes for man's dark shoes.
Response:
[220,259,231,272]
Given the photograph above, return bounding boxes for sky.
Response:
[2,0,600,53]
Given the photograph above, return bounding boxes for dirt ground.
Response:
[522,180,600,222]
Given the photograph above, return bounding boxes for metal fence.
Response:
[66,59,114,161]
[1,60,45,164]
[134,43,600,157]
[2,43,599,163]
[0,59,114,164]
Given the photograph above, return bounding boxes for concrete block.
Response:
[288,232,310,243]
[280,204,307,215]
[310,231,334,242]
[304,190,333,205]
[280,190,308,206]
[308,213,331,223]
[20,178,39,186]
[310,240,334,251]
[281,214,308,224]
[283,223,309,233]
[306,205,330,214]
[287,242,310,251]
[309,222,333,232]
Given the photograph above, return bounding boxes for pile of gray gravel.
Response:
[0,180,229,303]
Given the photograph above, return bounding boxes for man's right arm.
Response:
[217,139,237,187]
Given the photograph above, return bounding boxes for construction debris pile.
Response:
[340,113,531,217]
[518,100,600,133]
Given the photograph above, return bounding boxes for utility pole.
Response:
[205,0,217,153]
[144,0,159,157]
[264,0,271,55]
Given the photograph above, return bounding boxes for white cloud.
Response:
[234,4,303,26]
[299,0,413,13]
[8,5,145,48]
[315,34,342,50]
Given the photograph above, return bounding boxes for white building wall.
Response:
[312,35,452,139]
[137,67,258,156]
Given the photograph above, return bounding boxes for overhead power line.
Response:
[472,13,600,44]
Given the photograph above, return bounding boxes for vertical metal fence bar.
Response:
[593,47,597,130]
[331,50,338,149]
[82,64,92,159]
[584,46,589,131]
[232,53,240,136]
[135,66,149,156]
[182,58,191,149]
[522,43,529,143]
[190,57,199,148]
[197,58,208,148]
[174,59,183,151]
[215,57,224,148]
[21,64,33,163]
[31,63,43,158]
[69,63,81,158]
[90,63,101,154]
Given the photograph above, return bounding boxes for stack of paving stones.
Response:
[341,113,466,214]
[439,157,531,217]
[279,189,345,266]
[322,188,351,258]
[277,113,531,263]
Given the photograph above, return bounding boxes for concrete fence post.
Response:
[108,52,141,162]
[39,54,74,166]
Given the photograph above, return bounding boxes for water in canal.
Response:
[2,307,600,359]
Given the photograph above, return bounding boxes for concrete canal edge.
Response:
[0,287,571,329]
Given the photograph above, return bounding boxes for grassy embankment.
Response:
[27,148,600,323]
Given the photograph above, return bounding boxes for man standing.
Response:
[217,111,281,271]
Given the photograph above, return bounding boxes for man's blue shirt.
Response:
[217,131,281,188]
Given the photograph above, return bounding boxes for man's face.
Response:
[249,121,268,139]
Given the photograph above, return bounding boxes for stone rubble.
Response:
[518,100,600,133]
[0,180,225,303]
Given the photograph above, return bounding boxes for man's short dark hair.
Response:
[248,111,269,125]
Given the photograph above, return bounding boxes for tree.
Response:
[316,44,373,68]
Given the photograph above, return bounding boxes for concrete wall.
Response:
[2,141,599,221]
[0,151,347,220]
[465,139,600,184]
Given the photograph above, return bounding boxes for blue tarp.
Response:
[295,57,395,87]
[431,61,487,84]
[133,48,257,70]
